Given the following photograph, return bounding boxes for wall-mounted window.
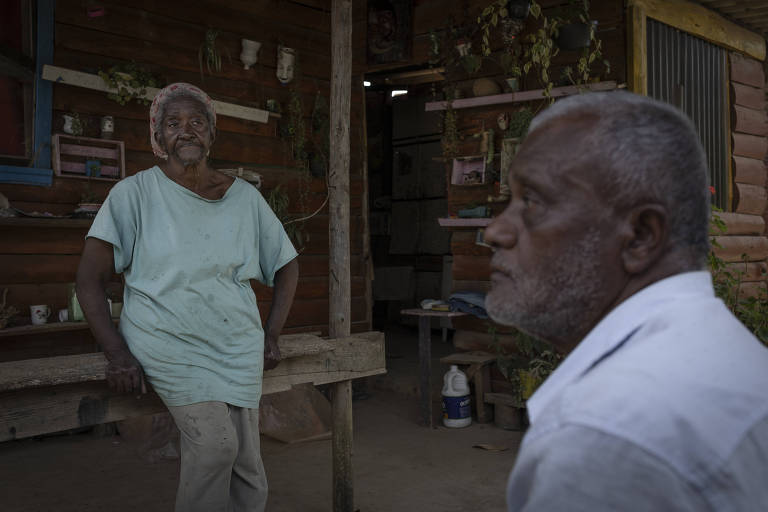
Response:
[646,19,728,209]
[0,0,35,165]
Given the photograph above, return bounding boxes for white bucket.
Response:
[442,365,472,428]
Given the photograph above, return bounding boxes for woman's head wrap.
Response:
[149,83,216,160]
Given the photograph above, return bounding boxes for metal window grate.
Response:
[647,19,728,209]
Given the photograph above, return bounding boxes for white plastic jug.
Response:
[442,365,472,428]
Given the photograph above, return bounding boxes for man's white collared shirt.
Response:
[507,271,768,511]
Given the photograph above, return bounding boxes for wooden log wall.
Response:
[0,0,371,360]
[717,52,768,297]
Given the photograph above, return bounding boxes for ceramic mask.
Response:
[276,46,296,84]
[497,113,510,131]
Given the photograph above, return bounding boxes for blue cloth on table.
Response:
[448,291,488,319]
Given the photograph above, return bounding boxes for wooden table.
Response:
[400,309,466,427]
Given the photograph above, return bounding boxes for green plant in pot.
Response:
[199,28,230,78]
[99,62,162,106]
[499,49,523,91]
[555,0,593,50]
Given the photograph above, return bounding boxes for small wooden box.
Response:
[52,134,126,181]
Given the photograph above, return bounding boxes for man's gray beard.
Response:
[485,228,608,344]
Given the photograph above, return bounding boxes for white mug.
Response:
[58,309,69,322]
[30,305,51,325]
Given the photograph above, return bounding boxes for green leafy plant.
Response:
[708,208,768,346]
[199,29,226,78]
[479,0,542,57]
[506,107,534,139]
[460,53,483,76]
[0,288,18,329]
[99,62,161,106]
[266,184,305,250]
[441,97,460,159]
[522,16,560,98]
[65,112,86,136]
[491,324,563,403]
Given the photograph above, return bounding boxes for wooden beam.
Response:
[41,65,273,124]
[628,3,648,95]
[712,235,768,261]
[0,332,385,442]
[628,0,766,61]
[424,81,618,111]
[330,0,354,510]
[716,211,767,235]
[32,0,54,169]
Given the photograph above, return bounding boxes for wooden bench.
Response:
[439,351,497,424]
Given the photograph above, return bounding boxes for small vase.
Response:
[100,116,114,139]
[240,39,261,70]
[505,77,520,92]
[62,115,75,135]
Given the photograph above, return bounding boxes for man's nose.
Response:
[484,214,517,249]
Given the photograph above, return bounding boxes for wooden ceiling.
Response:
[697,0,768,36]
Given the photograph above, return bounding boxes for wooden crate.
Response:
[52,134,125,181]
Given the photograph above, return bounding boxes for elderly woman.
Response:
[76,83,299,512]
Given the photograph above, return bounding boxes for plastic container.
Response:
[442,365,472,428]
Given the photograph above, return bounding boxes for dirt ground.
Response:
[0,326,524,512]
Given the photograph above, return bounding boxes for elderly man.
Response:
[484,92,768,511]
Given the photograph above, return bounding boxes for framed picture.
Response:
[367,0,413,65]
[451,156,486,186]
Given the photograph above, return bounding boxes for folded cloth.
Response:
[448,291,488,319]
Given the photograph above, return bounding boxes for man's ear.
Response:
[620,204,669,275]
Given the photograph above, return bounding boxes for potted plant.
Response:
[499,48,523,92]
[0,288,18,330]
[99,62,162,106]
[556,0,593,51]
[76,178,103,217]
[199,28,229,78]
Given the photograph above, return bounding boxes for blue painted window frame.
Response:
[0,0,54,187]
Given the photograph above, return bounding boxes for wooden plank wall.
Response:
[0,0,371,359]
[721,52,768,297]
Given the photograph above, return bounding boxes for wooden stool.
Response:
[439,351,497,423]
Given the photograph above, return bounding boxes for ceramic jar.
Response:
[240,39,261,70]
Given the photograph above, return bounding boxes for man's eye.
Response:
[522,190,535,206]
[167,122,178,128]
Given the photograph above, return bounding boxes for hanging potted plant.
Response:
[556,0,594,51]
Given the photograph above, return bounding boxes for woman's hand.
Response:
[105,350,147,394]
[264,334,282,371]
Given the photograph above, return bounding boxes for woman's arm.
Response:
[76,237,145,394]
[263,257,299,370]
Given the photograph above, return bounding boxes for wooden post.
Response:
[418,315,433,427]
[330,1,353,511]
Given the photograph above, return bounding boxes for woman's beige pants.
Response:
[167,401,268,512]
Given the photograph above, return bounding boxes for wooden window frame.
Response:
[626,0,766,211]
[0,0,54,187]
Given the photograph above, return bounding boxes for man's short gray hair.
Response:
[529,91,711,267]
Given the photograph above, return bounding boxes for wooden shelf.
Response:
[438,218,493,227]
[425,81,620,112]
[0,217,93,228]
[0,319,118,337]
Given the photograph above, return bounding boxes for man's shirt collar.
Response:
[526,271,715,423]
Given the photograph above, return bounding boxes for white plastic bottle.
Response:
[442,365,472,428]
